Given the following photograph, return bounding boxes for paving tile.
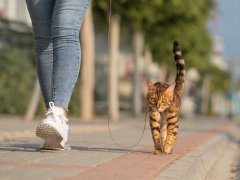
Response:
[0,118,235,180]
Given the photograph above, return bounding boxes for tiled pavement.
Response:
[0,116,237,180]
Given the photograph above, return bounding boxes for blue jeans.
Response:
[26,0,91,110]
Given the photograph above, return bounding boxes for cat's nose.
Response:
[158,108,163,112]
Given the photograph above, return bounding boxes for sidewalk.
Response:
[0,116,239,180]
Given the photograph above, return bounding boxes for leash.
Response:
[107,0,148,149]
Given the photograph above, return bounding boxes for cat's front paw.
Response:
[163,144,173,154]
[154,150,162,155]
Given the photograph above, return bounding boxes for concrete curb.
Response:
[154,128,231,180]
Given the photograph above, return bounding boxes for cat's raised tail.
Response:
[173,40,185,96]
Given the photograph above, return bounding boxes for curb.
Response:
[154,125,234,180]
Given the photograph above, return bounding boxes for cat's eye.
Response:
[162,99,167,103]
[150,97,155,101]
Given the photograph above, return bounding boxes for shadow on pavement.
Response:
[71,145,131,153]
[0,142,40,152]
[0,142,152,155]
[71,145,153,154]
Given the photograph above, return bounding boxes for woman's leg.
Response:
[51,0,90,110]
[26,0,55,108]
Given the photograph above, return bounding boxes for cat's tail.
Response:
[173,40,185,96]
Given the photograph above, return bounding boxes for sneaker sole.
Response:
[36,123,64,150]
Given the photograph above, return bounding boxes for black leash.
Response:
[107,0,148,148]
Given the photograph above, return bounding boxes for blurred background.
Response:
[0,0,239,121]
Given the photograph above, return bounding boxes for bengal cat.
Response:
[146,41,185,155]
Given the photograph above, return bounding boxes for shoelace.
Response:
[46,102,68,123]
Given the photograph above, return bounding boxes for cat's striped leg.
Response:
[149,111,162,155]
[160,118,167,151]
[164,113,179,154]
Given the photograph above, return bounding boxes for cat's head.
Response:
[146,80,175,112]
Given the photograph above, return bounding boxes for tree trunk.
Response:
[144,46,153,79]
[5,0,17,21]
[24,79,40,121]
[133,30,144,116]
[144,46,153,65]
[108,14,120,121]
[201,76,211,114]
[80,5,95,121]
[159,67,168,82]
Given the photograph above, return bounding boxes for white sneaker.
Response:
[36,102,71,150]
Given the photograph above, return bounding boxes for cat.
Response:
[146,40,185,155]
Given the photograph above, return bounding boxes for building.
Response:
[211,36,228,70]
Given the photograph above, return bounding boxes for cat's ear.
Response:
[147,80,156,92]
[165,83,175,95]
